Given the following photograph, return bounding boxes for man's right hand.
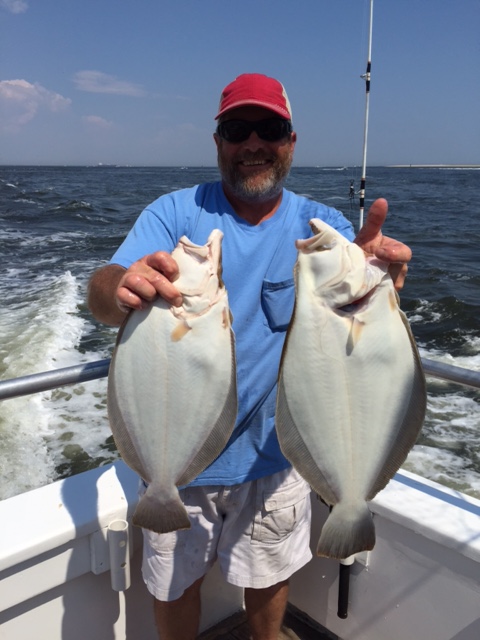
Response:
[116,252,182,312]
[87,251,182,326]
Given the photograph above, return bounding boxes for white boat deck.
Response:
[0,461,479,639]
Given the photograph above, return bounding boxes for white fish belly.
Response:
[279,278,417,502]
[276,219,426,558]
[111,298,234,484]
[107,230,237,533]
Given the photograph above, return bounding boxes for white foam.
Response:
[0,271,115,500]
[419,345,480,373]
[404,446,480,499]
[407,299,443,324]
[405,343,480,499]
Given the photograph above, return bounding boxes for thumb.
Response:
[355,198,388,245]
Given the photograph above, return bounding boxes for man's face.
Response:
[214,106,296,204]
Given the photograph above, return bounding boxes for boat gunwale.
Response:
[0,356,479,402]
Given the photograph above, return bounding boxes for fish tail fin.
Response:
[316,501,375,560]
[133,484,191,534]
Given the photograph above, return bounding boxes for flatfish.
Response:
[276,219,426,559]
[108,230,237,534]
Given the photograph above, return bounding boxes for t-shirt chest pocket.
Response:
[261,278,295,331]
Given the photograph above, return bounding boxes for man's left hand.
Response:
[354,198,411,291]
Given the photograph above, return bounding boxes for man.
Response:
[88,73,411,640]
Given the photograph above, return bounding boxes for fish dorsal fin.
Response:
[367,310,427,499]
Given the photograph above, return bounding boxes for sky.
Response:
[0,0,479,167]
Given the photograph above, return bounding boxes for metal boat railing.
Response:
[0,357,479,402]
[0,359,111,400]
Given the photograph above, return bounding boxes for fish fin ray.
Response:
[276,374,337,505]
[177,330,238,486]
[317,501,375,559]
[367,325,427,499]
[107,355,149,480]
[133,484,191,533]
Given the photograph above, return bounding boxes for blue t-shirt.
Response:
[110,181,354,486]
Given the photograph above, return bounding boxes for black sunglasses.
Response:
[216,118,293,144]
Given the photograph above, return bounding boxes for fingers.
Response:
[355,198,388,247]
[116,251,182,312]
[388,262,408,292]
[144,251,180,283]
[353,197,412,291]
[374,238,412,265]
[117,274,181,311]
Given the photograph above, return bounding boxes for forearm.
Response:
[87,264,128,326]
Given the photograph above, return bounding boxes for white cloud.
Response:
[73,70,145,97]
[82,115,114,129]
[0,79,71,132]
[1,0,28,13]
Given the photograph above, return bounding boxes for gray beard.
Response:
[218,153,292,204]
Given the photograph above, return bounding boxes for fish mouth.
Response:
[337,290,375,313]
[295,219,339,253]
[175,230,224,295]
[309,219,324,235]
[180,230,223,262]
[296,231,335,253]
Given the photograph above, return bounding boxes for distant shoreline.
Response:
[386,164,480,169]
[1,164,479,169]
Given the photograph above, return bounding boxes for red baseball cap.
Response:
[215,73,292,121]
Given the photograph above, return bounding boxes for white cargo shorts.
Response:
[141,467,313,601]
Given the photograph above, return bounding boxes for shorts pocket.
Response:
[143,528,182,555]
[261,278,295,331]
[251,472,311,544]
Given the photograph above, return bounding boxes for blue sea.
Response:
[0,165,479,500]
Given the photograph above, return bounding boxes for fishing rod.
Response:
[337,0,375,618]
[358,0,374,230]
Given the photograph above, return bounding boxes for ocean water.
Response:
[0,165,479,500]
